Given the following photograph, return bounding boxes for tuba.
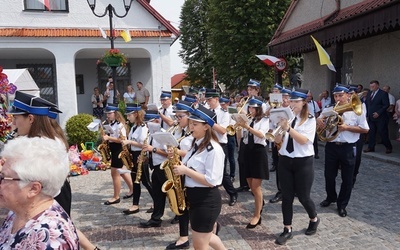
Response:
[317,94,362,142]
[135,132,149,183]
[118,124,134,170]
[97,121,111,167]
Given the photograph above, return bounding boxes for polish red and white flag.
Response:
[38,0,51,11]
[256,55,281,67]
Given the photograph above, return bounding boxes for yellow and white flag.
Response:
[98,26,107,39]
[121,29,131,42]
[310,35,336,72]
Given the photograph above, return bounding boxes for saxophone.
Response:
[97,121,111,167]
[160,132,191,216]
[118,124,134,170]
[135,132,149,184]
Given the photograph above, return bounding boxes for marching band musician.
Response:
[317,85,369,217]
[236,96,269,229]
[166,99,195,249]
[121,103,153,215]
[205,89,238,206]
[139,110,169,228]
[274,88,319,245]
[173,105,226,250]
[159,91,175,131]
[102,104,134,206]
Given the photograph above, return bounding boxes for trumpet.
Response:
[167,123,179,133]
[265,117,295,142]
[226,114,251,136]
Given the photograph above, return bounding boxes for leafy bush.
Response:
[65,113,98,147]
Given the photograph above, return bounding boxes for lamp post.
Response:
[86,0,134,104]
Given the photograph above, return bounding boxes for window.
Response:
[24,0,69,12]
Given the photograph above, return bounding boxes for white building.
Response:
[0,0,179,126]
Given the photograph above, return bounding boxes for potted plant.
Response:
[97,48,127,67]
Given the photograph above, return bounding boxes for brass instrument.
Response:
[135,132,149,183]
[265,117,295,142]
[167,123,179,133]
[226,114,252,136]
[317,93,362,142]
[97,121,111,166]
[118,124,134,170]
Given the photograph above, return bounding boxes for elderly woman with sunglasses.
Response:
[0,137,79,249]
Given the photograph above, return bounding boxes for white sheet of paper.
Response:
[269,93,283,104]
[269,107,294,124]
[102,124,114,135]
[151,132,179,147]
[231,113,250,124]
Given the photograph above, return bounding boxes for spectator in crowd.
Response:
[136,81,150,110]
[382,86,395,115]
[104,81,120,105]
[364,80,392,154]
[123,84,136,104]
[307,91,320,159]
[357,84,364,94]
[91,87,104,119]
[319,90,331,109]
[394,94,400,141]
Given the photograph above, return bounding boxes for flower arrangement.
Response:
[97,49,127,67]
[0,66,17,144]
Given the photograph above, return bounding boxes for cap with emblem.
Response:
[204,88,220,99]
[290,88,309,100]
[332,84,349,94]
[188,87,199,95]
[176,100,194,113]
[273,83,283,90]
[125,103,141,114]
[160,91,172,100]
[144,110,160,122]
[104,103,119,113]
[248,96,264,107]
[219,96,229,104]
[347,85,358,93]
[9,91,62,118]
[248,79,261,88]
[281,87,292,96]
[188,104,217,127]
[184,94,197,103]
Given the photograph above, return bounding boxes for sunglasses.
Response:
[0,173,21,184]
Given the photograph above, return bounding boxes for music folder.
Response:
[152,132,179,147]
[269,107,294,124]
[231,113,250,123]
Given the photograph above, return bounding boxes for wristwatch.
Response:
[152,147,157,153]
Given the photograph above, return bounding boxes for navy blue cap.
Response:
[10,91,61,118]
[347,85,358,93]
[160,91,172,100]
[176,100,194,113]
[184,94,197,103]
[205,88,220,99]
[332,84,349,94]
[188,104,217,127]
[104,103,119,113]
[248,96,264,107]
[219,96,229,104]
[125,103,141,114]
[290,88,308,100]
[281,87,292,96]
[188,87,199,94]
[144,110,160,121]
[248,79,261,88]
[273,83,283,90]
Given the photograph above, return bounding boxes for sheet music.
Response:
[152,132,179,147]
[269,107,294,124]
[231,113,250,123]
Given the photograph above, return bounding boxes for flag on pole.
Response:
[310,35,336,72]
[98,26,107,39]
[121,29,131,42]
[256,55,281,67]
[38,0,51,11]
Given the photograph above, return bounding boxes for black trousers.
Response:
[130,151,153,205]
[368,118,392,150]
[220,143,237,196]
[278,155,317,226]
[237,139,248,188]
[324,142,355,209]
[150,164,167,222]
[272,144,281,194]
[353,134,365,184]
[227,135,236,178]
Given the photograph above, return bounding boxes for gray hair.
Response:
[1,137,69,197]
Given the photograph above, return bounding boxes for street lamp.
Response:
[86,0,134,104]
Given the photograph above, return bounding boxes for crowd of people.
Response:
[1,75,398,249]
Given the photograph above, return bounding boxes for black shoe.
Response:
[269,195,282,203]
[122,208,139,215]
[235,186,250,192]
[229,193,238,206]
[104,198,120,205]
[275,227,293,245]
[170,216,179,224]
[246,217,261,229]
[270,165,276,172]
[165,240,189,249]
[305,217,320,235]
[338,208,347,217]
[314,155,320,159]
[320,199,335,207]
[122,193,133,199]
[139,219,162,228]
[146,207,154,213]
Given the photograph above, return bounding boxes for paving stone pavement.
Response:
[67,140,400,250]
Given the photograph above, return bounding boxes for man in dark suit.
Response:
[364,80,392,154]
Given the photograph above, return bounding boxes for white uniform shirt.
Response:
[183,138,225,188]
[128,124,148,151]
[332,103,369,143]
[150,135,167,166]
[243,117,269,146]
[212,104,229,144]
[160,105,175,131]
[174,126,193,152]
[279,116,316,158]
[308,100,321,116]
[109,121,126,139]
